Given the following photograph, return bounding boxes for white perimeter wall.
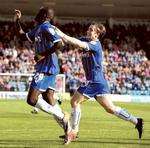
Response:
[0,91,150,103]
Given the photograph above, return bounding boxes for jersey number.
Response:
[34,73,44,83]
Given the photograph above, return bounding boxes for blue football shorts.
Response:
[77,81,110,98]
[30,72,56,92]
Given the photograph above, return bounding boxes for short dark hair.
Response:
[34,7,54,24]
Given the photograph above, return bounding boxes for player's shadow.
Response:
[76,137,150,146]
[0,139,63,147]
[0,112,49,120]
[0,138,150,147]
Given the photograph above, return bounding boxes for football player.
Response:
[14,7,71,139]
[55,23,143,144]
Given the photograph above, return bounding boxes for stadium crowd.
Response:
[0,21,149,95]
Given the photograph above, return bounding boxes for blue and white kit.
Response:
[77,37,110,98]
[26,21,61,91]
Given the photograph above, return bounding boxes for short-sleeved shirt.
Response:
[26,21,61,75]
[77,37,110,96]
[80,37,105,83]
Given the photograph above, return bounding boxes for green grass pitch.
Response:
[0,99,150,148]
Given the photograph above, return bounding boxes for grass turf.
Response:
[0,99,150,148]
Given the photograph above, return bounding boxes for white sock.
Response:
[114,106,137,125]
[35,98,64,119]
[71,106,81,132]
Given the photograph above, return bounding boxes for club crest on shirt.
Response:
[90,41,97,45]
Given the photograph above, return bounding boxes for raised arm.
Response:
[55,27,88,49]
[14,9,28,41]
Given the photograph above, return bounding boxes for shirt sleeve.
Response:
[26,27,37,43]
[43,26,62,44]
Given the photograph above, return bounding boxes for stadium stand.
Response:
[0,21,149,95]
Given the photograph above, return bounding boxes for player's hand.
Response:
[14,9,22,21]
[34,54,45,63]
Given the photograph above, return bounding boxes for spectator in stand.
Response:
[0,21,149,95]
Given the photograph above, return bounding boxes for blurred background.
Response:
[0,0,149,101]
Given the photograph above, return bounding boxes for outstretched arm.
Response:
[14,9,28,41]
[55,27,87,49]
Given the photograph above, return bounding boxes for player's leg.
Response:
[30,91,53,114]
[31,95,43,114]
[28,71,71,141]
[27,87,63,118]
[96,95,143,139]
[27,73,66,119]
[44,89,63,117]
[43,88,71,136]
[31,90,62,114]
[64,91,87,145]
[31,91,53,114]
[42,74,71,136]
[44,89,65,121]
[96,95,138,124]
[42,89,56,105]
[27,87,41,106]
[70,91,86,133]
[44,89,62,106]
[65,82,98,144]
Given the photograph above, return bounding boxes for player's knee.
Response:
[46,95,55,106]
[45,89,55,105]
[27,92,37,106]
[49,100,55,106]
[27,97,37,106]
[70,98,78,107]
[27,88,40,106]
[70,99,74,107]
[105,107,115,114]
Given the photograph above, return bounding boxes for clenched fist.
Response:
[14,9,22,21]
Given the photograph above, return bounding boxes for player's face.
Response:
[48,9,54,20]
[87,25,98,40]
